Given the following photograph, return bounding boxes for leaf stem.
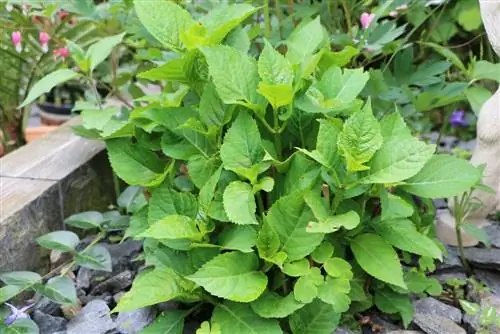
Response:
[273,110,282,159]
[263,0,271,39]
[453,196,471,274]
[256,192,266,215]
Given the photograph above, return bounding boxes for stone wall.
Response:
[0,117,114,272]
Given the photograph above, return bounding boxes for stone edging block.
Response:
[0,117,114,272]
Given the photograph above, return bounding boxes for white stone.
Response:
[436,0,500,246]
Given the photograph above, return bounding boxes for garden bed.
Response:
[0,117,114,272]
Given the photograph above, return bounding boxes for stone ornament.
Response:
[435,0,500,246]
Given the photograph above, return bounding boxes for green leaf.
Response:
[306,211,360,233]
[1,319,39,334]
[374,289,413,328]
[218,226,257,253]
[117,186,147,214]
[223,181,258,225]
[19,69,79,108]
[75,245,112,272]
[283,259,310,277]
[284,155,321,194]
[338,103,382,171]
[286,17,327,64]
[64,211,104,230]
[289,300,341,334]
[187,252,267,302]
[199,167,223,214]
[148,184,198,224]
[318,46,359,70]
[298,67,369,114]
[459,300,480,316]
[266,193,324,261]
[0,285,20,304]
[380,190,414,221]
[256,222,280,260]
[36,231,79,252]
[224,27,250,54]
[199,83,228,128]
[196,321,222,334]
[316,119,342,167]
[257,83,294,110]
[317,277,351,313]
[421,42,466,72]
[141,311,185,334]
[311,242,334,264]
[254,176,275,193]
[324,258,353,279]
[106,139,168,187]
[350,233,406,288]
[134,0,195,50]
[294,275,319,303]
[114,268,194,312]
[151,245,219,276]
[212,302,282,334]
[139,215,203,241]
[466,86,492,116]
[87,32,125,72]
[200,4,257,45]
[379,112,411,140]
[318,67,369,107]
[362,137,435,184]
[462,223,491,247]
[251,291,305,319]
[220,111,265,182]
[200,45,264,107]
[374,219,442,260]
[35,277,77,304]
[401,155,482,198]
[471,60,500,82]
[0,272,41,287]
[137,57,189,83]
[409,61,450,86]
[258,40,293,85]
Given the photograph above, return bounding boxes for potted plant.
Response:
[0,1,96,154]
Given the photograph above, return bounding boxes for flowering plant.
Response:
[0,1,95,152]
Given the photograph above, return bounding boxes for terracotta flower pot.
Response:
[24,126,58,143]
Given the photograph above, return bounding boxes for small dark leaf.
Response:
[75,245,112,272]
[0,272,41,287]
[64,211,104,230]
[34,277,77,304]
[36,231,80,253]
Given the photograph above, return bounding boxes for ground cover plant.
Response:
[0,1,494,333]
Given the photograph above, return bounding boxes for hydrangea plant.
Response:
[3,1,485,333]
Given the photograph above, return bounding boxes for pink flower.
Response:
[39,32,50,53]
[52,47,69,61]
[11,31,22,53]
[58,10,69,19]
[360,12,375,29]
[58,47,69,58]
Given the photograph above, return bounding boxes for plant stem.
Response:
[273,110,282,159]
[256,192,266,215]
[263,0,271,39]
[274,0,282,39]
[453,196,471,273]
[340,0,353,38]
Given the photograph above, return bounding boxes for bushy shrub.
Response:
[1,1,488,333]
